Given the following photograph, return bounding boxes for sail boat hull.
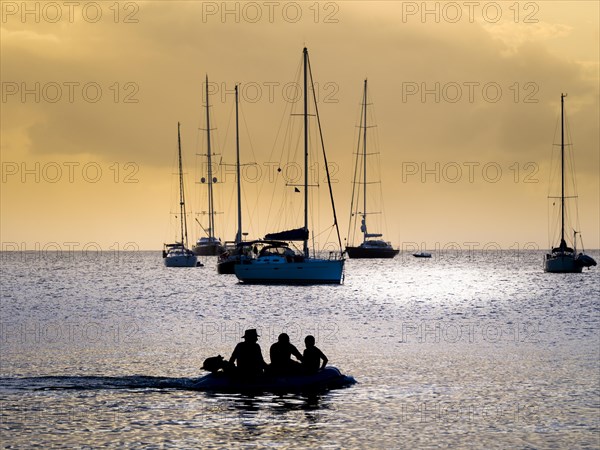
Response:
[235,258,345,284]
[193,243,223,256]
[544,252,594,273]
[217,259,237,274]
[544,254,582,273]
[164,251,198,267]
[346,245,398,259]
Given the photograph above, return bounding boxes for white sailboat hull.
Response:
[164,254,198,268]
[235,258,345,284]
[544,254,582,273]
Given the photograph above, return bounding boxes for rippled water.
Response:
[1,251,599,448]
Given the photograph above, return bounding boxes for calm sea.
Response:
[1,250,599,448]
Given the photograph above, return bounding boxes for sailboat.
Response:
[163,123,199,268]
[217,85,249,274]
[193,75,224,256]
[346,79,399,259]
[234,47,345,284]
[544,94,596,273]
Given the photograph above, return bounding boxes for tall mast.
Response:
[303,47,309,258]
[235,85,242,244]
[560,93,565,247]
[177,122,188,247]
[362,79,368,244]
[205,75,215,241]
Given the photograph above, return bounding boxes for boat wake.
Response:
[1,368,357,394]
[0,375,201,392]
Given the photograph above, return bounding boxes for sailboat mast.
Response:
[177,122,187,246]
[235,85,242,244]
[205,75,215,241]
[362,79,368,244]
[303,47,309,258]
[560,93,565,247]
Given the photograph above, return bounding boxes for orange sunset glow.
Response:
[2,1,598,252]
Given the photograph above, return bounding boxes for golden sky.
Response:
[1,1,598,252]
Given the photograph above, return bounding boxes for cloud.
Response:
[1,1,597,248]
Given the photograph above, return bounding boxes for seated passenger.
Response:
[269,333,303,375]
[302,335,328,374]
[229,329,267,378]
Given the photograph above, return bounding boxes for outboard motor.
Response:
[576,253,597,269]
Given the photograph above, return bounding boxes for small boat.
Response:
[163,123,199,268]
[412,252,432,258]
[193,75,224,257]
[544,94,596,273]
[216,241,238,274]
[192,366,356,393]
[194,236,224,256]
[346,79,399,259]
[163,243,199,267]
[347,240,399,259]
[234,48,345,285]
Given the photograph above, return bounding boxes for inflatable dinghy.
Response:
[192,366,356,393]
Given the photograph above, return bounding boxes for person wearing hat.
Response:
[229,329,267,377]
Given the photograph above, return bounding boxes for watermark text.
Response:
[1,1,139,24]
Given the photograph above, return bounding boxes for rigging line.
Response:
[547,190,551,248]
[268,56,306,235]
[367,95,391,240]
[193,99,206,233]
[167,133,180,242]
[547,113,561,198]
[239,93,261,237]
[179,123,190,248]
[255,58,302,235]
[564,109,583,237]
[239,96,260,237]
[347,87,365,247]
[218,100,234,234]
[307,51,343,256]
[221,98,234,157]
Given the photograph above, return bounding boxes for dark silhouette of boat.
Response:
[193,75,224,256]
[346,240,400,258]
[412,252,432,258]
[544,94,596,273]
[217,85,253,274]
[346,79,398,259]
[234,48,345,284]
[162,123,199,268]
[193,366,356,393]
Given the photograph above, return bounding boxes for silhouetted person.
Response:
[269,333,303,375]
[229,329,267,377]
[302,335,328,374]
